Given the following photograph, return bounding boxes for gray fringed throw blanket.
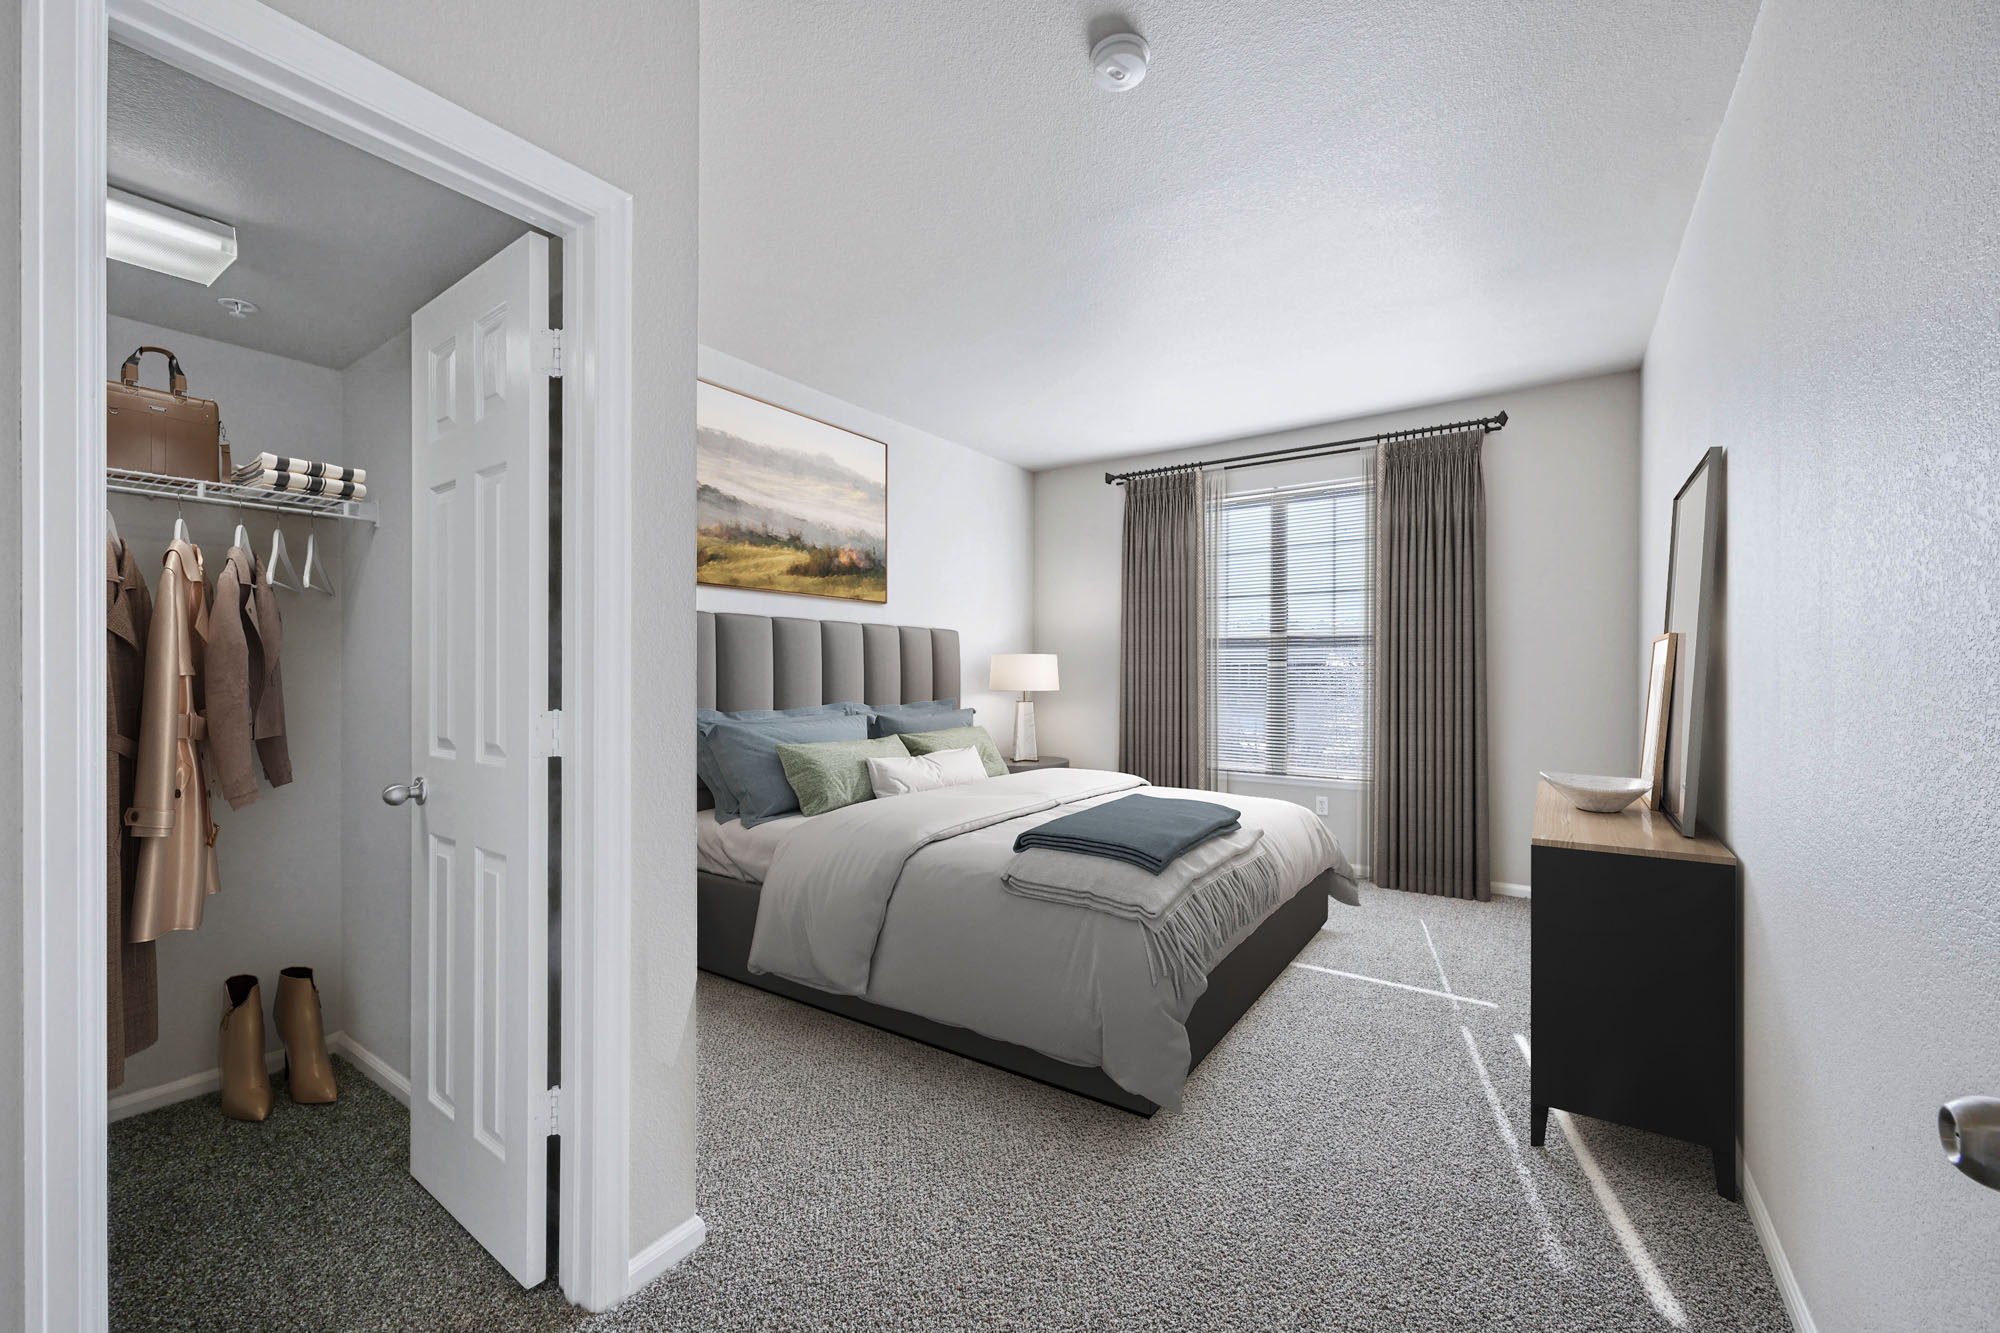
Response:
[1011,793,1242,874]
[1003,828,1284,999]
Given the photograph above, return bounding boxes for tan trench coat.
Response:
[127,539,221,940]
[107,538,159,1087]
[209,545,293,809]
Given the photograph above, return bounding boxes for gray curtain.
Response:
[1119,469,1208,787]
[1373,430,1489,900]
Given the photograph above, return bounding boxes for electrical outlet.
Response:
[1313,795,1329,817]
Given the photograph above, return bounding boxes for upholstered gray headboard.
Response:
[696,611,962,808]
[696,611,961,712]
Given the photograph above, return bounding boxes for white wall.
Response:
[337,330,414,1077]
[106,318,350,1094]
[1034,372,1642,889]
[696,348,1034,732]
[0,9,24,1321]
[1639,0,2000,1326]
[258,0,705,1261]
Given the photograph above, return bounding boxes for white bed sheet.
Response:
[695,808,805,883]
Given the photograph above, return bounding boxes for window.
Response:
[1211,479,1372,780]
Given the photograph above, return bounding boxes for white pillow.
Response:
[867,746,990,798]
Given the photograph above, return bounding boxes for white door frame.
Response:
[18,0,637,1319]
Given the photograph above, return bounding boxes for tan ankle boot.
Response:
[219,975,274,1122]
[275,967,337,1104]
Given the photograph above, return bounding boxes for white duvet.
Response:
[723,768,1355,1110]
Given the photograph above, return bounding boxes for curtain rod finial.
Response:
[1493,410,1509,429]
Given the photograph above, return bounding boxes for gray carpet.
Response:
[110,1057,580,1332]
[113,888,1789,1331]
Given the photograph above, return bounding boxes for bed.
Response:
[694,610,1356,1115]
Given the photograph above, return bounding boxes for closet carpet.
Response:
[112,890,1789,1331]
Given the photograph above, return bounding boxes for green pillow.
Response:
[776,735,912,816]
[897,725,1007,778]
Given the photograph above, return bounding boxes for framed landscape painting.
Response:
[695,381,888,603]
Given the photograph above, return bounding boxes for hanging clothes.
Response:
[208,544,293,808]
[107,537,159,1087]
[127,538,221,940]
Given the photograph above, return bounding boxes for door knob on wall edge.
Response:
[1939,1097,2000,1190]
[381,777,427,807]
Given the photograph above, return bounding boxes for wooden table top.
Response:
[1531,781,1738,866]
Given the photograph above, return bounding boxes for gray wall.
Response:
[338,330,414,1077]
[0,0,23,1322]
[106,318,349,1095]
[1639,0,2000,1325]
[1032,372,1643,889]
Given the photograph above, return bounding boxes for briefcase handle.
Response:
[118,345,187,396]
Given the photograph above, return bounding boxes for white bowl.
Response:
[1540,771,1649,814]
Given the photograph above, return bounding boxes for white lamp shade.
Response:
[989,653,1059,693]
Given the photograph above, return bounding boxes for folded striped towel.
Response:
[236,469,368,500]
[231,453,367,485]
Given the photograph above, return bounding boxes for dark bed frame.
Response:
[697,867,1332,1116]
[692,608,1331,1115]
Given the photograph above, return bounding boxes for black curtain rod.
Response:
[1103,410,1508,485]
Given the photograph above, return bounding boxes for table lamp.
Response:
[989,653,1059,762]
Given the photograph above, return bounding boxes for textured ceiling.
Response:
[108,42,528,369]
[700,1,1760,469]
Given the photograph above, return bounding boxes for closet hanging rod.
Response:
[1102,410,1508,485]
[107,468,378,527]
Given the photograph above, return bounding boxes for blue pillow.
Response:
[706,712,870,826]
[697,703,867,821]
[868,701,973,738]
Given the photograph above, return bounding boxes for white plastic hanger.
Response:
[266,522,300,591]
[106,506,121,552]
[173,501,191,545]
[302,516,335,597]
[233,506,253,555]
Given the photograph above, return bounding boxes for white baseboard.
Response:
[1740,1147,1817,1333]
[627,1213,708,1295]
[107,1029,412,1121]
[109,1047,287,1122]
[1490,881,1532,899]
[329,1030,412,1107]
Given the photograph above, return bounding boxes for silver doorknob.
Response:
[381,777,427,807]
[1940,1097,2000,1190]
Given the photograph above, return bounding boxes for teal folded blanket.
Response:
[1012,794,1241,874]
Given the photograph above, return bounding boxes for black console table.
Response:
[1529,780,1740,1198]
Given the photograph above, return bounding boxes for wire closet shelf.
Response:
[107,468,378,525]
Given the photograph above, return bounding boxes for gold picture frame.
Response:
[1639,631,1679,810]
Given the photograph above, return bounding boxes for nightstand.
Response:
[1529,780,1740,1197]
[1005,755,1070,773]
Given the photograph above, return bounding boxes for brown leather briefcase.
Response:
[107,345,230,481]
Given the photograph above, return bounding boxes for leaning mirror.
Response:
[1662,448,1724,834]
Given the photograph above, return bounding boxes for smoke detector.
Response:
[1091,33,1150,91]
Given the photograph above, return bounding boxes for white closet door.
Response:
[406,232,552,1287]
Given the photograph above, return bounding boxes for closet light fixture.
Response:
[106,186,239,286]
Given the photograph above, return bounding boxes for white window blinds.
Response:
[1211,478,1373,780]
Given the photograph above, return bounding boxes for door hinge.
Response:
[535,709,564,758]
[547,1085,565,1136]
[534,328,565,379]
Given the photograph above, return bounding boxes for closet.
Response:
[103,39,564,1321]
